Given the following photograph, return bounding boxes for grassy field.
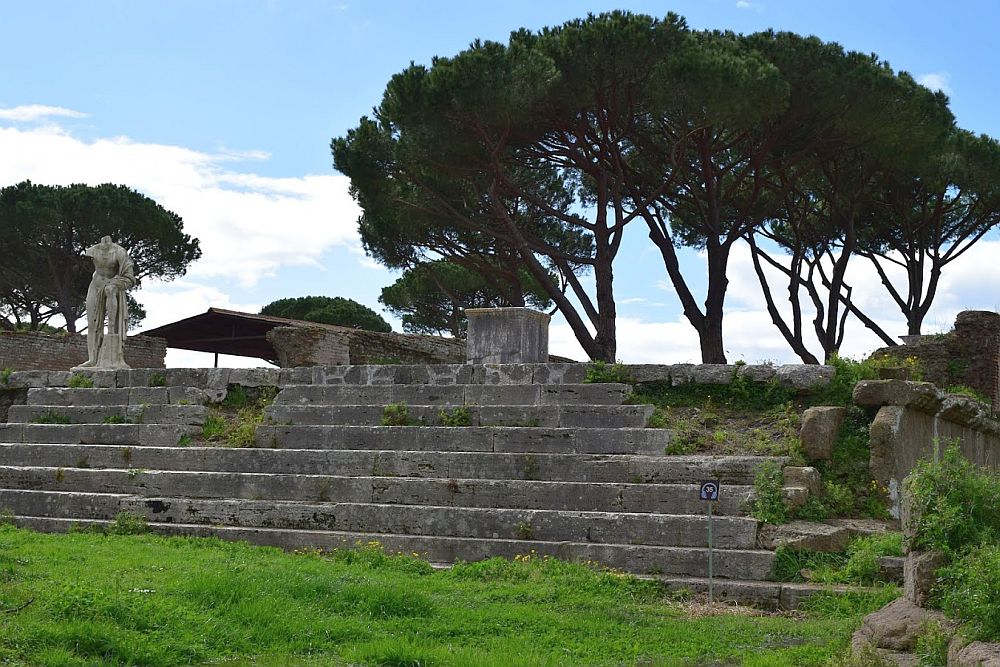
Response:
[0,524,897,666]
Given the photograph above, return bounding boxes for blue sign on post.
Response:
[698,480,721,604]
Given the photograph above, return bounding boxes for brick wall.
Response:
[872,310,1000,410]
[266,326,466,367]
[0,331,166,371]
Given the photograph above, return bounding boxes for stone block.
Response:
[877,556,905,584]
[127,387,171,405]
[904,550,945,607]
[853,380,943,412]
[781,486,809,509]
[689,364,736,384]
[626,364,672,384]
[481,364,534,385]
[465,307,549,364]
[736,364,777,383]
[775,364,835,389]
[758,521,850,552]
[948,638,1000,667]
[669,364,696,386]
[229,368,280,387]
[783,466,822,497]
[277,367,313,386]
[530,363,588,385]
[7,371,50,388]
[852,597,950,652]
[799,406,848,460]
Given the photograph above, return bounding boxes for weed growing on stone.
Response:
[438,406,472,427]
[381,402,417,426]
[750,460,788,524]
[938,544,1000,641]
[0,367,11,384]
[102,414,130,424]
[773,533,903,585]
[32,411,71,424]
[515,522,534,540]
[148,372,166,387]
[584,360,634,384]
[106,511,149,535]
[944,384,991,406]
[201,414,227,440]
[914,620,951,665]
[177,434,193,446]
[67,373,94,389]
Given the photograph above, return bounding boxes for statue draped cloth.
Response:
[78,239,136,368]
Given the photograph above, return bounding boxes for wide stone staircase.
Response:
[0,364,851,608]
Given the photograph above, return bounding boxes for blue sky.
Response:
[2,0,999,366]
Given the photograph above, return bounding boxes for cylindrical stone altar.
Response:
[465,307,550,365]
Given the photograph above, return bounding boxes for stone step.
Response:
[274,383,630,407]
[7,404,208,426]
[0,490,758,549]
[0,444,775,485]
[0,424,199,447]
[264,403,653,428]
[254,425,669,455]
[0,467,753,515]
[25,386,222,407]
[651,575,883,611]
[10,515,775,580]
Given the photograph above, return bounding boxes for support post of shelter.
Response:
[465,308,550,365]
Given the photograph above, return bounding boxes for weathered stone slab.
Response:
[948,638,1000,667]
[852,597,950,652]
[775,364,835,389]
[758,521,850,552]
[28,387,131,407]
[904,550,945,607]
[800,406,847,460]
[537,384,629,405]
[783,466,823,497]
[853,380,943,411]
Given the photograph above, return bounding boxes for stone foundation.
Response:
[265,326,467,367]
[0,331,166,371]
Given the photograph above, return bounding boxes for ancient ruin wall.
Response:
[854,379,1000,516]
[0,331,166,371]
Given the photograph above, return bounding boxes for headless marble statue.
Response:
[72,236,136,370]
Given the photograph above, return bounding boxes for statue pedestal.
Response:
[465,308,550,364]
[95,334,130,370]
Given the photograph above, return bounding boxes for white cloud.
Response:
[917,72,953,95]
[0,120,363,287]
[736,0,752,7]
[0,104,88,122]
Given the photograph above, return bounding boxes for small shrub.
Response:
[793,496,829,522]
[585,360,634,384]
[68,373,94,389]
[381,403,415,426]
[439,406,472,427]
[222,384,250,408]
[106,511,148,535]
[914,621,951,666]
[905,443,1000,555]
[938,544,1000,641]
[515,522,534,540]
[177,434,193,446]
[749,460,788,525]
[0,367,11,385]
[226,407,263,447]
[646,407,669,428]
[32,411,72,424]
[148,372,167,387]
[202,414,228,440]
[944,384,991,406]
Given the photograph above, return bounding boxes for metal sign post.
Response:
[699,480,721,604]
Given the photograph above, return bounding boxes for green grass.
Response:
[0,525,887,666]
